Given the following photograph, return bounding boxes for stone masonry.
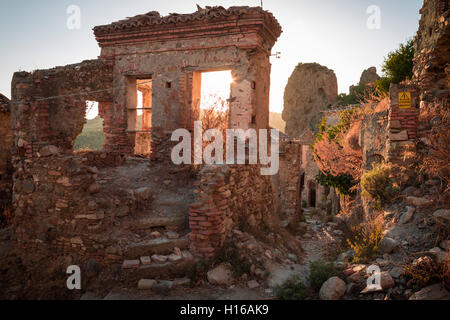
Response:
[7,6,284,266]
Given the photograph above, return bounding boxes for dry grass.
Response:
[345,213,384,263]
[404,253,450,290]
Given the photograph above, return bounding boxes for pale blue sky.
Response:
[0,0,423,113]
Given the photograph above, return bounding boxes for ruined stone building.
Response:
[2,6,309,286]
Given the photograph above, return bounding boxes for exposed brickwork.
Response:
[387,84,420,165]
[189,164,275,259]
[94,6,281,162]
[6,6,284,271]
[11,60,114,155]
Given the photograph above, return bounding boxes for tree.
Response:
[375,39,414,93]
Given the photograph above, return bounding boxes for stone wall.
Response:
[189,164,275,259]
[387,84,420,175]
[7,6,284,267]
[413,0,449,159]
[11,152,152,266]
[11,60,114,156]
[94,6,282,162]
[413,0,449,106]
[278,137,302,216]
[360,108,389,171]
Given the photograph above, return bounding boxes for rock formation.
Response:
[282,63,338,137]
[359,66,380,85]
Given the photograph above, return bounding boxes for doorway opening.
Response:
[308,180,317,208]
[127,76,152,157]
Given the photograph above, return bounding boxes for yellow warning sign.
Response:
[399,92,411,109]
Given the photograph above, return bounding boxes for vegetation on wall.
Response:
[375,39,415,93]
[315,171,356,196]
[311,106,363,184]
[361,162,397,210]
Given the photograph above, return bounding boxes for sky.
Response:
[0,0,423,113]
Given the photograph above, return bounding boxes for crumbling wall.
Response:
[94,6,282,162]
[360,108,389,171]
[413,0,449,106]
[11,152,152,266]
[413,0,449,170]
[278,138,302,216]
[11,60,113,155]
[7,59,146,265]
[387,84,420,177]
[189,164,275,259]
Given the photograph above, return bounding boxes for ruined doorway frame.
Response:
[126,75,153,157]
[190,68,233,129]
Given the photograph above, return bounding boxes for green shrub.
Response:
[375,39,414,93]
[346,222,383,263]
[361,162,397,209]
[314,106,361,144]
[301,200,307,208]
[316,171,356,196]
[308,260,343,291]
[215,240,251,279]
[274,276,311,300]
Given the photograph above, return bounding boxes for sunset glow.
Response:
[200,70,233,110]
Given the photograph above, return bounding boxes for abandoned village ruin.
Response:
[0,1,449,300]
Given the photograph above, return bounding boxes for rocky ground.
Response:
[0,163,448,300]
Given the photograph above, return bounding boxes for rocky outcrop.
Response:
[282,63,338,137]
[359,67,380,85]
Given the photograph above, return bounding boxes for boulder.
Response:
[378,236,400,254]
[282,63,337,137]
[409,284,450,300]
[319,277,346,300]
[399,206,416,224]
[406,196,433,207]
[428,247,446,261]
[433,209,450,230]
[207,263,233,285]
